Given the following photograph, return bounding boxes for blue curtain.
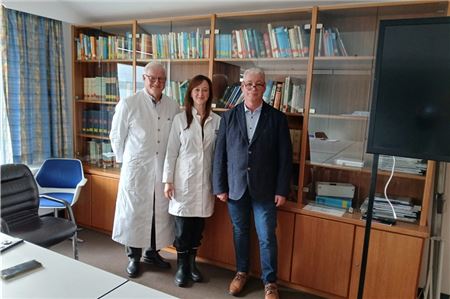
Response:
[3,7,72,164]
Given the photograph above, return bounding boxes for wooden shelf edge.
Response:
[306,161,427,181]
[76,100,118,105]
[136,58,210,63]
[83,164,120,179]
[279,201,428,238]
[75,59,133,63]
[77,134,110,140]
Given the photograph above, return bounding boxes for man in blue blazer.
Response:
[213,68,292,299]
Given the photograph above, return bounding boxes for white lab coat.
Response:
[162,108,221,217]
[110,89,180,249]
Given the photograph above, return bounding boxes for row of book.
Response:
[215,23,310,59]
[76,33,133,61]
[360,196,420,223]
[81,107,115,137]
[264,78,306,113]
[136,29,210,60]
[317,26,348,57]
[218,78,306,113]
[163,80,189,106]
[83,76,120,102]
[86,140,117,169]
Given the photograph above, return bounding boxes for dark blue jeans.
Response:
[227,190,278,284]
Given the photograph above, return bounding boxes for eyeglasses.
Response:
[144,74,166,83]
[243,82,265,89]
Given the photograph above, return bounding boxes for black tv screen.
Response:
[367,17,450,162]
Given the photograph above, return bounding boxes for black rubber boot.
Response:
[126,259,140,278]
[175,251,189,287]
[189,248,203,282]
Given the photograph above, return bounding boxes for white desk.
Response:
[101,280,177,298]
[1,233,126,298]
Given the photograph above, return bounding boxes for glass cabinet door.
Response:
[214,9,313,203]
[73,22,134,169]
[303,7,378,204]
[135,17,212,106]
[303,2,448,211]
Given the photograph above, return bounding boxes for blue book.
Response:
[263,80,274,103]
[315,195,352,209]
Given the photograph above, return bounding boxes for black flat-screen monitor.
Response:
[367,17,450,162]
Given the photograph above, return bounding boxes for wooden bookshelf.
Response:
[71,2,449,298]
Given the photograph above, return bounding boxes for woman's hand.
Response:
[164,183,174,200]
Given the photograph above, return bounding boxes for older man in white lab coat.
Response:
[110,62,180,278]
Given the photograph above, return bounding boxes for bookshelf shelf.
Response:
[310,113,368,121]
[313,55,374,70]
[78,134,110,140]
[76,100,118,105]
[306,161,427,181]
[82,164,121,178]
[76,59,134,63]
[215,57,309,71]
[136,58,210,63]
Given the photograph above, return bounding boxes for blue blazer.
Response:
[213,102,292,201]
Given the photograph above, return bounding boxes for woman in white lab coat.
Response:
[163,75,221,287]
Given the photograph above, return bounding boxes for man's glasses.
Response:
[144,74,166,83]
[243,82,265,89]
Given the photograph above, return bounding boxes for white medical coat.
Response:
[162,108,221,217]
[110,89,180,248]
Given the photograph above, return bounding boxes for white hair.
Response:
[144,62,166,76]
[243,67,265,82]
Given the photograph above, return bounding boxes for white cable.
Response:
[383,156,397,219]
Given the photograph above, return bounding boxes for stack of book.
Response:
[379,155,427,175]
[315,181,355,209]
[360,196,420,223]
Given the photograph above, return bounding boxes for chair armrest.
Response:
[0,217,10,234]
[40,195,77,225]
[78,178,87,187]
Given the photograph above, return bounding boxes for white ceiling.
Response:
[3,0,364,24]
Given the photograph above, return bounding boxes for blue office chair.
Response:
[35,158,87,216]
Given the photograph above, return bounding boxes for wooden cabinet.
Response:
[291,214,355,298]
[73,173,92,227]
[198,200,235,266]
[349,227,423,299]
[199,203,295,283]
[249,210,295,282]
[91,175,119,233]
[72,171,119,233]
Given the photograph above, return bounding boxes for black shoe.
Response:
[126,260,140,278]
[143,250,171,269]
